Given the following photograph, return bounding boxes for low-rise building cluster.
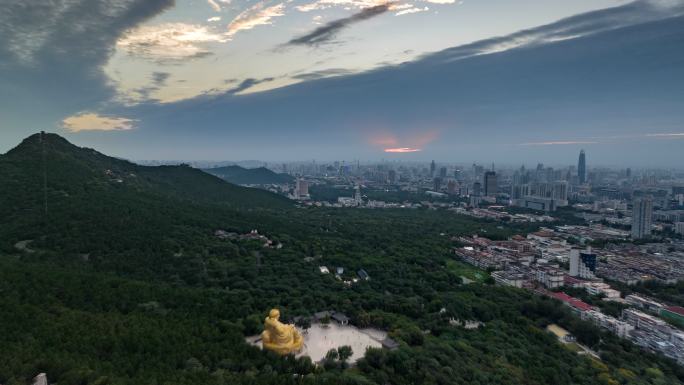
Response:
[451,207,555,223]
[554,224,630,243]
[583,309,635,338]
[454,235,569,289]
[318,265,370,286]
[595,243,684,285]
[623,308,684,364]
[468,225,684,285]
[454,233,684,364]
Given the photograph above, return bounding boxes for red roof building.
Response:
[548,291,593,312]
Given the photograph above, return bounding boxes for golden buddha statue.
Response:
[261,309,304,355]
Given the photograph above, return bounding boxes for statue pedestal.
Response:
[246,323,387,364]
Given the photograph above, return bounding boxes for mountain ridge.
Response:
[1,132,291,207]
[0,132,291,268]
[203,165,294,185]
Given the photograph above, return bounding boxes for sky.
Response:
[1,0,683,166]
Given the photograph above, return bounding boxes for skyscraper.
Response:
[484,171,497,197]
[430,160,436,177]
[439,167,447,178]
[578,150,586,185]
[631,197,653,239]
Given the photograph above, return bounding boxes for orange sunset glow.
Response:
[369,129,439,154]
[384,147,422,153]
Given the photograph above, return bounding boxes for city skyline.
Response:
[89,148,684,170]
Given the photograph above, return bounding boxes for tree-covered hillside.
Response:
[0,134,682,385]
[0,133,291,275]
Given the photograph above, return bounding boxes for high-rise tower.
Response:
[578,149,586,185]
[484,171,497,197]
[631,197,653,239]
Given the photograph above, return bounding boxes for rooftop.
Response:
[548,291,593,312]
[665,306,684,317]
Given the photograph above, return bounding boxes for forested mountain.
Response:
[0,134,682,385]
[0,132,290,275]
[203,165,294,185]
[1,132,290,208]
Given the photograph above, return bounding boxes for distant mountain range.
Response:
[203,165,294,185]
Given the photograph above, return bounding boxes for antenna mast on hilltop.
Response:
[40,131,48,216]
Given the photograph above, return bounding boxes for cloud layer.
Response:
[88,2,683,165]
[2,0,684,167]
[420,0,684,65]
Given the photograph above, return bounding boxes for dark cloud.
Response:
[0,0,175,74]
[0,0,174,134]
[130,71,172,101]
[225,78,275,94]
[151,72,171,87]
[291,68,356,81]
[199,77,276,97]
[287,4,392,47]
